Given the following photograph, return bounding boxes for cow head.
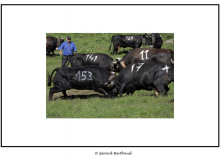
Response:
[105,75,119,97]
[142,33,152,46]
[111,58,125,72]
[105,75,117,88]
[57,37,64,47]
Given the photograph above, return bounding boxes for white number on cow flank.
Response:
[86,54,98,62]
[136,63,144,72]
[81,71,87,81]
[131,63,144,73]
[131,64,135,72]
[145,50,149,59]
[126,36,133,40]
[140,50,144,60]
[75,71,93,81]
[140,50,149,60]
[94,56,98,62]
[76,71,81,81]
[86,54,90,60]
[162,65,169,73]
[88,71,93,80]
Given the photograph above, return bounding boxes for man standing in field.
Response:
[58,36,77,67]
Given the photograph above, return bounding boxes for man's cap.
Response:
[67,36,71,40]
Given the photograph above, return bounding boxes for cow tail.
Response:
[108,35,113,52]
[47,68,60,86]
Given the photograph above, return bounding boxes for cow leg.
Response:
[119,82,128,97]
[154,88,159,97]
[97,88,108,97]
[117,46,120,55]
[62,90,68,99]
[49,87,59,100]
[116,48,119,55]
[52,51,55,57]
[49,86,64,100]
[126,85,135,96]
[113,47,118,55]
[47,51,51,56]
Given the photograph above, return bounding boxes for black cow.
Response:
[142,33,163,48]
[106,58,174,97]
[108,34,152,55]
[70,53,114,72]
[47,66,115,100]
[46,36,64,56]
[112,48,174,72]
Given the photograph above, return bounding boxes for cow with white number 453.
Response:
[112,48,174,72]
[105,58,174,97]
[47,66,115,100]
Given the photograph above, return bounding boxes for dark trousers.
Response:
[61,55,74,67]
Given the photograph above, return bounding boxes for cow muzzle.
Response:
[105,81,115,88]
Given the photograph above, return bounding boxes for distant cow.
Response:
[46,36,64,56]
[108,33,152,55]
[106,58,174,97]
[142,33,163,48]
[47,66,115,100]
[112,48,174,72]
[70,53,115,72]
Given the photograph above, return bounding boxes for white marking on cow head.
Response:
[162,65,169,73]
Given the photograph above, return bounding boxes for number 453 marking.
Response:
[140,50,149,60]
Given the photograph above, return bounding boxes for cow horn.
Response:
[108,75,116,81]
[171,58,174,64]
[115,58,121,61]
[145,33,150,37]
[106,81,115,88]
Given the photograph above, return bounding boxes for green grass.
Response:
[46,33,174,118]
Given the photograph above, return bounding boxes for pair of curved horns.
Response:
[144,33,152,38]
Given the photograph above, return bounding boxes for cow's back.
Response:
[123,48,173,65]
[72,53,113,71]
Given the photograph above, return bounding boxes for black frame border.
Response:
[1,4,219,147]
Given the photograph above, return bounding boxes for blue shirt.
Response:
[58,41,77,56]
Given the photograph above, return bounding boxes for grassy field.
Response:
[46,33,174,118]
